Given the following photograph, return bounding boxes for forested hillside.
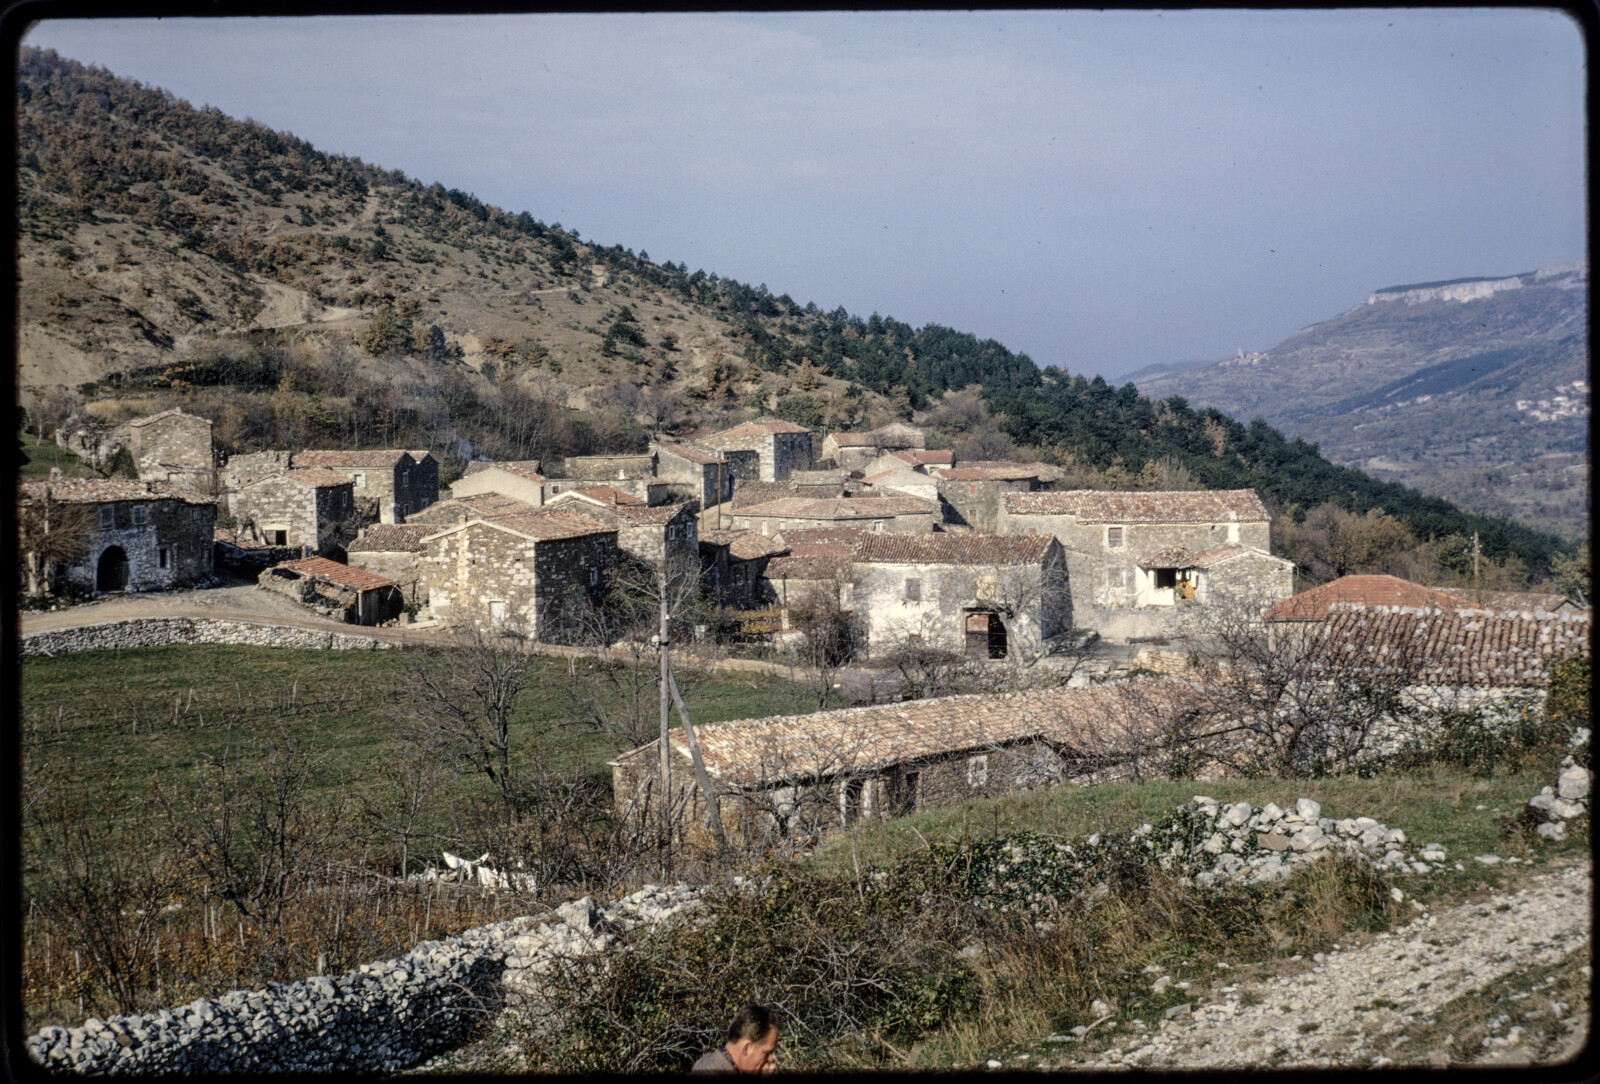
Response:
[13,46,1577,581]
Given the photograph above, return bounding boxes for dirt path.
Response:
[1040,857,1591,1070]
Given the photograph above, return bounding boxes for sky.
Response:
[17,10,1587,382]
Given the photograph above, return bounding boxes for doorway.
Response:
[965,612,1007,658]
[96,546,130,592]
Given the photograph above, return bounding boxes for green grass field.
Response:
[15,428,99,479]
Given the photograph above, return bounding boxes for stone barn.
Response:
[125,408,216,487]
[346,523,437,604]
[227,468,361,557]
[698,418,814,481]
[258,556,404,625]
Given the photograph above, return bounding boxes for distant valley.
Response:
[1133,266,1590,540]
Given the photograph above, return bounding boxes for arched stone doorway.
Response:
[97,546,131,592]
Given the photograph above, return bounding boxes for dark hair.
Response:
[727,1003,778,1044]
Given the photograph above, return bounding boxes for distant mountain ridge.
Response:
[1134,263,1589,539]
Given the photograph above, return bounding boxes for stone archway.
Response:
[96,546,130,592]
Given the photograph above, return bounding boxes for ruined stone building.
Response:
[124,408,216,487]
[850,532,1069,660]
[19,478,215,594]
[292,449,439,523]
[258,556,404,625]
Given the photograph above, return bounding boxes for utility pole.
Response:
[1473,531,1481,606]
[658,573,672,875]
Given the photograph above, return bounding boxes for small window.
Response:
[132,505,147,526]
[969,484,977,495]
[1107,526,1124,548]
[873,520,884,532]
[159,547,170,569]
[904,577,921,602]
[967,755,989,787]
[551,484,561,494]
[99,506,114,528]
[488,600,506,627]
[354,473,367,489]
[588,568,599,587]
[1155,568,1178,590]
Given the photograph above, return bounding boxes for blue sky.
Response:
[19,10,1586,381]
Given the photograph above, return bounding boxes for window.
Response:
[99,506,114,528]
[904,577,921,602]
[1154,568,1178,590]
[840,778,865,825]
[873,520,883,532]
[354,473,367,489]
[488,600,506,627]
[588,569,599,587]
[159,548,170,569]
[969,484,977,495]
[1107,526,1124,548]
[551,484,561,494]
[967,755,989,787]
[132,505,147,526]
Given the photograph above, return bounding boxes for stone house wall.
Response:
[129,412,215,485]
[418,522,616,641]
[63,498,216,594]
[851,549,1069,659]
[701,431,810,482]
[653,445,732,509]
[220,450,293,491]
[230,477,356,556]
[726,507,936,536]
[345,550,427,603]
[939,477,1038,532]
[447,468,548,508]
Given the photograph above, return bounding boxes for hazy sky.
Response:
[18,11,1587,381]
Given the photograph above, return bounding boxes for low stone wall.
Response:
[21,618,395,656]
[26,884,702,1075]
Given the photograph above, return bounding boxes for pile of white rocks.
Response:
[26,882,704,1075]
[1526,732,1591,842]
[1182,796,1453,887]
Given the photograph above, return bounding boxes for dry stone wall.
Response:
[21,618,394,656]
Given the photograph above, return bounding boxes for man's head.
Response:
[724,1003,780,1073]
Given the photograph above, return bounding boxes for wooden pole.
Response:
[658,572,672,875]
[1473,531,1481,605]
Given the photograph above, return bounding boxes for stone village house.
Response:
[651,439,736,511]
[257,556,405,626]
[542,454,667,506]
[546,489,699,569]
[609,678,1194,847]
[820,421,927,473]
[124,408,217,487]
[226,468,362,557]
[415,508,618,640]
[698,530,790,610]
[933,462,1057,533]
[447,460,555,507]
[346,524,438,604]
[696,418,815,481]
[998,489,1285,635]
[291,449,439,524]
[18,477,216,594]
[850,531,1070,660]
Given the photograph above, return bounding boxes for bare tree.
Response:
[356,737,458,877]
[779,560,857,711]
[17,486,95,598]
[395,622,542,823]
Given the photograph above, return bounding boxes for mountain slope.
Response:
[12,47,1575,576]
[1134,268,1589,538]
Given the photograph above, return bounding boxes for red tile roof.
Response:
[612,503,691,525]
[702,530,789,561]
[347,524,437,553]
[853,531,1056,566]
[766,553,851,580]
[1314,604,1590,688]
[282,557,397,591]
[1446,589,1578,614]
[889,449,955,466]
[1265,575,1468,621]
[488,509,616,541]
[772,527,867,550]
[293,449,411,469]
[1003,489,1269,524]
[619,678,1194,785]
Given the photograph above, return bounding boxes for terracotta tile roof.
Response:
[853,532,1056,566]
[281,557,397,591]
[1002,489,1269,524]
[1314,604,1591,688]
[766,553,851,580]
[736,496,935,521]
[744,417,814,434]
[550,486,646,507]
[462,459,546,482]
[19,478,215,505]
[1445,589,1578,614]
[729,480,805,508]
[622,678,1193,785]
[701,530,789,561]
[489,509,616,541]
[407,492,538,523]
[347,524,436,553]
[888,448,954,466]
[827,432,888,448]
[1137,545,1199,571]
[651,439,725,466]
[128,407,209,428]
[773,527,866,550]
[293,449,411,469]
[1265,575,1468,622]
[935,462,1054,482]
[612,503,691,525]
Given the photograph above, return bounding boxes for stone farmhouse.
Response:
[1134,542,1294,609]
[258,556,404,626]
[547,489,699,569]
[699,530,790,610]
[292,450,439,524]
[850,532,1069,660]
[821,421,927,472]
[651,439,736,510]
[999,489,1283,633]
[727,495,939,536]
[346,524,437,604]
[610,678,1193,845]
[933,462,1057,532]
[544,454,667,505]
[857,464,941,505]
[416,508,617,640]
[227,468,361,557]
[697,418,814,481]
[19,477,216,594]
[765,529,860,623]
[124,408,216,487]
